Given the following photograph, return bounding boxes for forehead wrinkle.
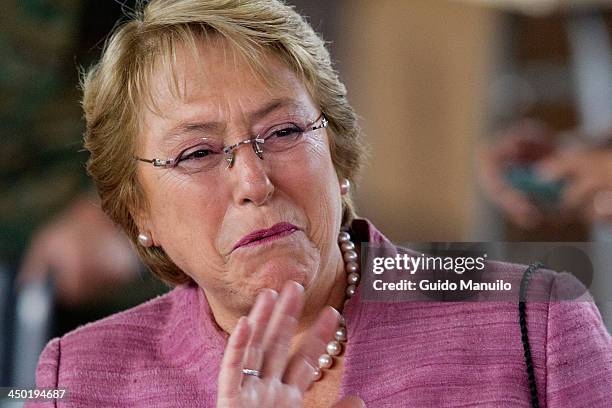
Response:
[141,33,306,121]
[145,40,317,153]
[250,97,304,122]
[163,96,311,143]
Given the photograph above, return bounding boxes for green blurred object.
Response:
[506,165,566,207]
[0,0,85,263]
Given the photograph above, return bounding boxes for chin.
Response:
[237,256,317,296]
[261,260,311,289]
[231,237,319,284]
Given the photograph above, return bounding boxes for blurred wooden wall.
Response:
[336,0,498,242]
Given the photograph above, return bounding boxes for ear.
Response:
[340,178,350,195]
[133,206,158,248]
[137,232,153,247]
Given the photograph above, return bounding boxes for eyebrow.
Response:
[162,97,306,144]
[250,97,303,121]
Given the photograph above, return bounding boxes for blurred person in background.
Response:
[0,1,167,387]
[26,1,611,406]
[479,121,612,229]
[477,3,612,234]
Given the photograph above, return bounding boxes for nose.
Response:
[228,142,275,206]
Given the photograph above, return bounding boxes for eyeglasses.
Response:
[135,113,328,174]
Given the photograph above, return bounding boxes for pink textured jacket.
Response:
[28,219,612,407]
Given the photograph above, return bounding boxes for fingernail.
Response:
[290,280,305,292]
[262,288,278,299]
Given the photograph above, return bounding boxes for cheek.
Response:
[145,175,227,269]
[305,138,342,207]
[277,139,342,238]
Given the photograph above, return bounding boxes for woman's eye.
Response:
[180,149,214,162]
[270,126,302,138]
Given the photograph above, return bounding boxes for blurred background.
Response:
[1,0,611,398]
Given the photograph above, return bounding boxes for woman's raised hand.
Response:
[217,281,365,407]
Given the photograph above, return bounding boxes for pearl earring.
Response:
[137,233,152,247]
[340,179,350,195]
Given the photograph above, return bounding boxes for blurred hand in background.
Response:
[478,119,556,229]
[478,119,612,229]
[538,144,612,224]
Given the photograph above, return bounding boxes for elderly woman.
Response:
[29,1,611,407]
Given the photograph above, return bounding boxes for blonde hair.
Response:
[83,0,364,285]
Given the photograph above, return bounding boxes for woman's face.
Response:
[136,38,345,317]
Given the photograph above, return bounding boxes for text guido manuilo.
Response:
[372,279,512,291]
[371,254,512,291]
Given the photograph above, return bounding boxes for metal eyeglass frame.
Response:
[135,113,328,170]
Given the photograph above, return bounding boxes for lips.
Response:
[232,222,299,252]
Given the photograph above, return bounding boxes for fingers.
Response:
[477,142,543,229]
[563,177,601,210]
[261,281,305,379]
[283,306,340,392]
[493,119,554,162]
[218,281,344,405]
[536,153,578,183]
[476,120,559,229]
[591,190,612,222]
[549,148,612,222]
[538,151,605,216]
[497,188,543,229]
[242,289,278,379]
[218,316,251,399]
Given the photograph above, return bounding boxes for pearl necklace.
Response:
[312,230,360,382]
